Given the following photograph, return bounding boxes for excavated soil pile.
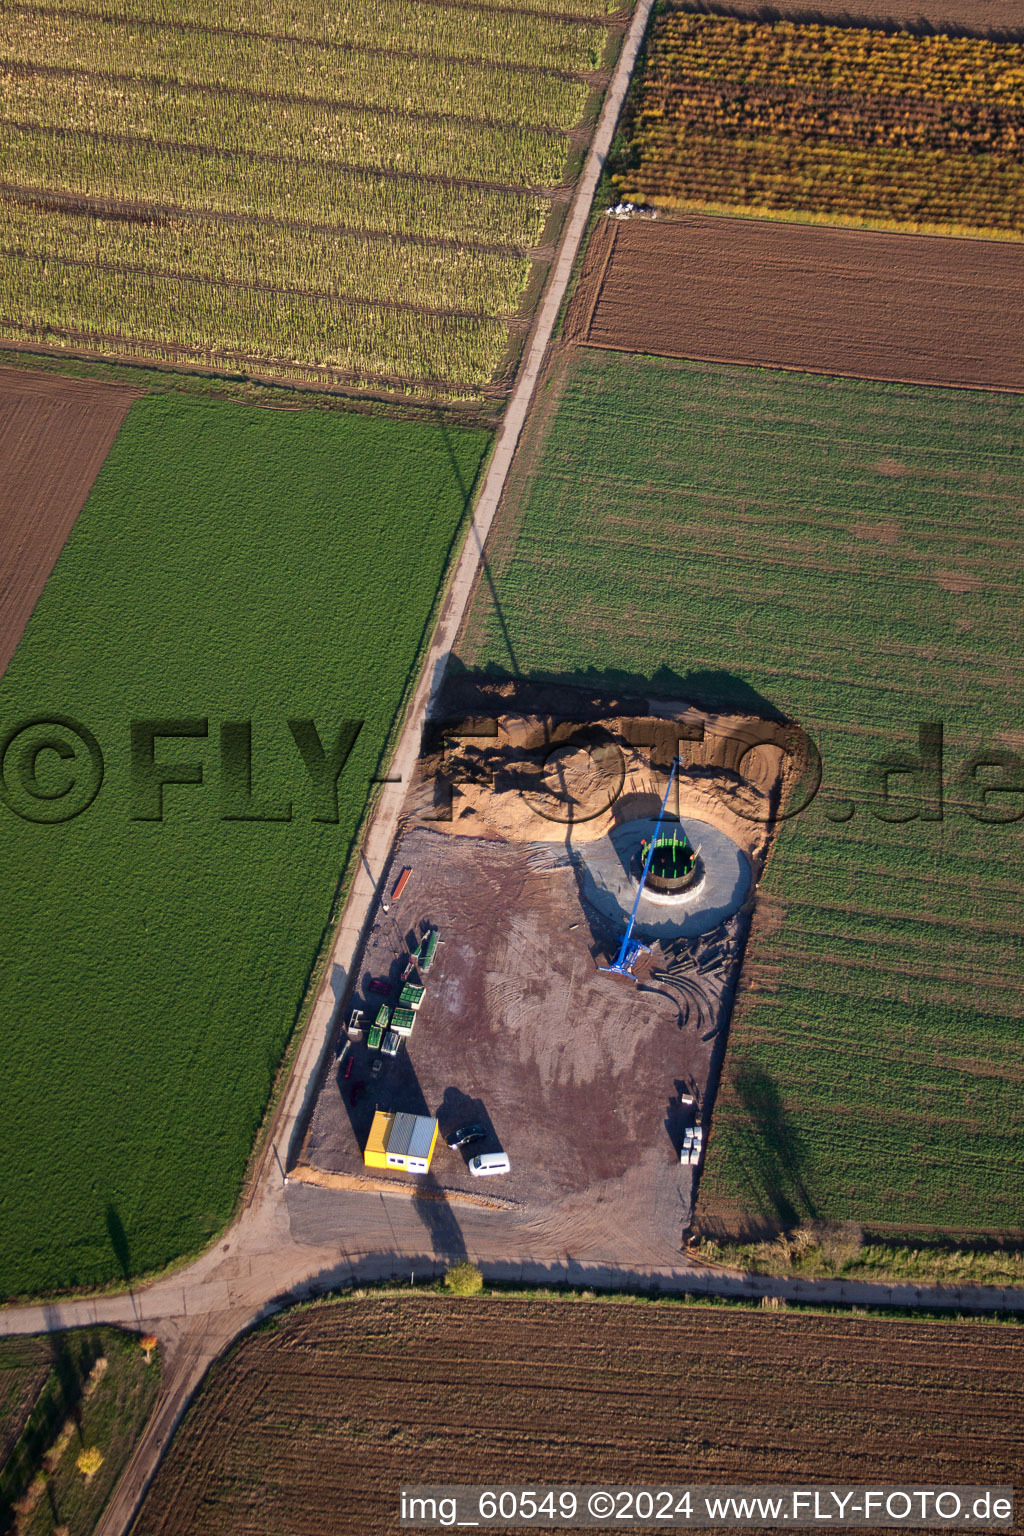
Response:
[412,687,810,876]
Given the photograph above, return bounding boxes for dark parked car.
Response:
[446,1123,486,1150]
[367,978,391,996]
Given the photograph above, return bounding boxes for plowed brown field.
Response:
[567,216,1024,392]
[133,1297,1024,1536]
[0,365,141,679]
[706,1,1022,25]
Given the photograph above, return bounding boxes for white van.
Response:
[469,1150,510,1177]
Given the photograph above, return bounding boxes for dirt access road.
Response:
[2,1185,1024,1536]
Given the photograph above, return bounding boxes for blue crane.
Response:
[600,756,680,979]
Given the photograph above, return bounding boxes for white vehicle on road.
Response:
[469,1151,510,1177]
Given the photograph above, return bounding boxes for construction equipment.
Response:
[417,926,440,973]
[367,1022,383,1050]
[391,1007,416,1037]
[381,1028,401,1057]
[399,982,425,1010]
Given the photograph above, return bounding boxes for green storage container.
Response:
[391,1007,416,1036]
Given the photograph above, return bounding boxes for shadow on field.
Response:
[411,1174,468,1263]
[105,1203,132,1286]
[439,659,789,726]
[425,403,524,681]
[0,1321,103,1531]
[729,1063,816,1229]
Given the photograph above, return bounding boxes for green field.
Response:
[0,0,616,397]
[0,394,489,1298]
[464,348,1024,1240]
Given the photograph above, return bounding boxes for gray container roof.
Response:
[388,1112,418,1159]
[407,1116,437,1160]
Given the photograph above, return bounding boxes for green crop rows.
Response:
[0,396,489,1298]
[0,0,614,398]
[466,348,1024,1239]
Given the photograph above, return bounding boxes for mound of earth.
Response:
[413,692,810,874]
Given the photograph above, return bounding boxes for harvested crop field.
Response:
[133,1295,1024,1535]
[0,0,619,400]
[0,364,140,679]
[614,11,1024,238]
[567,215,1024,391]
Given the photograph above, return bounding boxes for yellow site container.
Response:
[363,1110,394,1169]
[382,1112,439,1174]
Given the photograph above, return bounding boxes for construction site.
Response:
[296,680,809,1250]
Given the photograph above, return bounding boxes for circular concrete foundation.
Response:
[640,835,700,896]
[570,816,751,940]
[638,862,708,906]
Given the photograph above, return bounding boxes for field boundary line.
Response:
[0,315,482,395]
[583,214,617,339]
[10,0,627,28]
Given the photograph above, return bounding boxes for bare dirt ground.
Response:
[566,215,1024,392]
[131,1294,1024,1536]
[297,689,802,1256]
[298,825,706,1240]
[410,698,791,859]
[690,1,1024,28]
[0,365,142,679]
